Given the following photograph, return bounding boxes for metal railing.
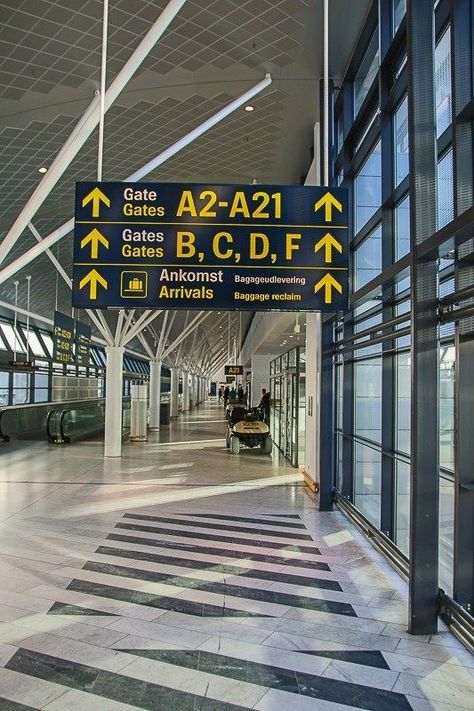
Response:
[1,397,131,444]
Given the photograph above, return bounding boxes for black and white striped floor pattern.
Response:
[5,511,414,710]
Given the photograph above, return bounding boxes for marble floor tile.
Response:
[0,402,471,710]
[393,671,474,708]
[0,667,68,708]
[106,615,213,648]
[42,688,145,711]
[254,687,363,711]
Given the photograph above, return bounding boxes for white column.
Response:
[193,374,199,405]
[149,359,162,430]
[182,371,190,411]
[170,367,179,418]
[251,353,273,406]
[105,345,124,458]
[303,312,321,485]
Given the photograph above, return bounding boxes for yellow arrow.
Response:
[314,192,343,222]
[314,233,343,263]
[81,187,110,217]
[314,273,343,304]
[80,228,109,259]
[79,269,108,300]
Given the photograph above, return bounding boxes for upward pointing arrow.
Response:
[80,228,109,259]
[81,187,110,218]
[314,273,343,304]
[314,192,343,222]
[79,269,108,300]
[314,233,343,263]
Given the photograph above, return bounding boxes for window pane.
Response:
[25,330,47,357]
[336,433,343,492]
[435,27,452,138]
[337,114,344,153]
[395,460,410,555]
[394,96,409,187]
[439,344,455,470]
[336,364,343,430]
[12,371,30,404]
[354,358,382,443]
[1,323,25,353]
[40,332,53,357]
[354,32,379,116]
[395,195,410,259]
[0,371,8,406]
[355,142,381,233]
[437,149,454,229]
[354,443,381,527]
[354,224,382,289]
[393,0,406,36]
[396,352,411,454]
[439,476,454,596]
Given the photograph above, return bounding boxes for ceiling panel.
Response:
[0,0,370,365]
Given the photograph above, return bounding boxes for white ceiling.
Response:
[0,0,370,370]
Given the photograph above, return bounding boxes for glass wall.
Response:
[354,31,379,116]
[270,346,305,467]
[331,0,471,626]
[394,96,409,187]
[355,141,382,233]
[0,316,149,407]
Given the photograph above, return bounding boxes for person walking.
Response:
[259,388,270,424]
[223,385,230,408]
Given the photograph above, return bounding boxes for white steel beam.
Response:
[155,311,170,359]
[0,97,98,267]
[0,0,187,266]
[161,312,209,360]
[121,309,162,346]
[0,74,271,287]
[29,222,71,286]
[114,309,125,345]
[29,222,113,343]
[121,309,135,340]
[137,330,154,359]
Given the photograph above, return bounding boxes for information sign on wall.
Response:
[53,311,75,364]
[75,321,92,367]
[73,182,349,312]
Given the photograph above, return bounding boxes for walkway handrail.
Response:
[2,397,132,445]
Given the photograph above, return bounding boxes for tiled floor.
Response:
[0,401,473,710]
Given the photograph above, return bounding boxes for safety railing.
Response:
[0,402,51,443]
[1,397,131,444]
[47,397,131,443]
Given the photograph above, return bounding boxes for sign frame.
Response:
[73,181,349,312]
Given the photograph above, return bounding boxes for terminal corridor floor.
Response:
[0,402,472,710]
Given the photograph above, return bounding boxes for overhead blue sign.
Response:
[72,182,349,311]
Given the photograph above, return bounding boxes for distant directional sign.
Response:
[225,365,243,376]
[53,311,75,364]
[72,182,349,311]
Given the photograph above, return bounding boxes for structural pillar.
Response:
[194,374,199,405]
[170,367,179,418]
[303,312,321,493]
[104,345,124,458]
[149,359,162,430]
[407,0,439,635]
[182,371,190,411]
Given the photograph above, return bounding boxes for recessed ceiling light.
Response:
[244,105,255,112]
[38,167,48,173]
